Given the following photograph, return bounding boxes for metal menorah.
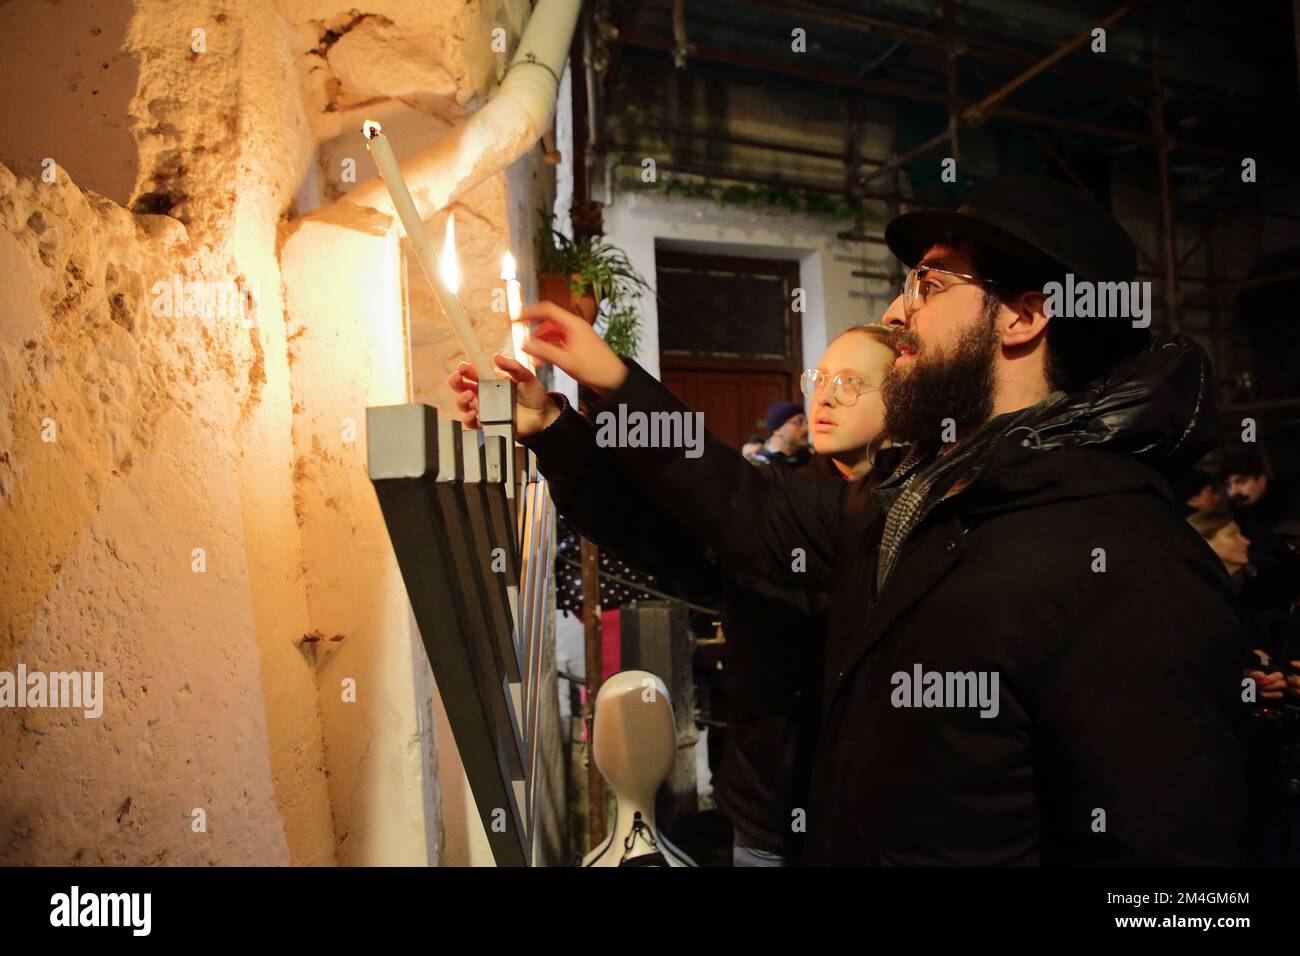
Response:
[366,378,554,867]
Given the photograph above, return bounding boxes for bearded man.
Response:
[503,176,1249,865]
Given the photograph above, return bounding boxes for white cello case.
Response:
[581,670,697,867]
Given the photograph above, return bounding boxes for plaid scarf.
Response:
[873,400,1055,593]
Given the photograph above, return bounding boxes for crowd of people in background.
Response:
[1177,450,1300,864]
[742,402,810,469]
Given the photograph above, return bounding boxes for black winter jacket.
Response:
[570,336,1250,865]
[525,399,864,854]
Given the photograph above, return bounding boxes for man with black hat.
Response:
[752,400,811,469]
[506,175,1249,865]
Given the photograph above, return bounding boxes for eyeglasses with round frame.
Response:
[800,368,877,406]
[902,265,998,318]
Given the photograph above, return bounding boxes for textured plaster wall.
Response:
[0,162,294,865]
[2,0,558,866]
[0,0,325,865]
[0,0,142,208]
[279,220,430,865]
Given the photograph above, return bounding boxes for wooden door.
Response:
[655,251,803,450]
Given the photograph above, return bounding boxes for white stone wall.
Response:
[2,0,558,867]
[602,190,898,382]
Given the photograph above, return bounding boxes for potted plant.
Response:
[535,217,650,358]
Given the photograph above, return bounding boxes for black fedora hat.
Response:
[885,175,1138,286]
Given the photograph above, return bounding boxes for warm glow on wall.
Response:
[441,215,460,295]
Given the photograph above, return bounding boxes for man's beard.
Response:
[882,302,999,448]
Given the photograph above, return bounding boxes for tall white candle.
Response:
[363,120,493,373]
[501,252,530,371]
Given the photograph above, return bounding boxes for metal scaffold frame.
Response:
[588,0,1296,398]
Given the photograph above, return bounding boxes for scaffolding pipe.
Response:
[961,1,1150,125]
[858,129,953,188]
[620,30,1246,159]
[1149,8,1181,333]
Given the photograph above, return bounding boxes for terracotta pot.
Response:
[538,272,599,324]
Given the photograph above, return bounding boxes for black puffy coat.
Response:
[577,336,1250,865]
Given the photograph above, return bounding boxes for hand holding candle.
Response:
[448,356,560,438]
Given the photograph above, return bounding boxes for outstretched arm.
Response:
[515,303,844,609]
[451,355,718,593]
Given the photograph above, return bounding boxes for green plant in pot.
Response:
[535,217,650,358]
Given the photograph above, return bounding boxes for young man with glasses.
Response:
[491,176,1249,865]
[450,325,899,865]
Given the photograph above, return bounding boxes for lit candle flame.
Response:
[440,214,459,294]
[501,251,528,370]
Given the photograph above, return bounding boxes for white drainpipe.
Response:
[326,0,584,227]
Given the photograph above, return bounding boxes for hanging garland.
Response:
[657,176,868,220]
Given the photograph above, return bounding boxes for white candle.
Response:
[500,252,530,371]
[363,120,493,373]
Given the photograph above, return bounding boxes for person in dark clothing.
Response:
[1191,509,1300,865]
[711,454,848,866]
[1187,509,1288,696]
[1224,449,1300,621]
[450,325,901,865]
[1190,508,1295,670]
[752,401,810,469]
[1173,466,1225,516]
[502,175,1250,865]
[1225,450,1295,541]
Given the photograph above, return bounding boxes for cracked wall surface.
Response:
[0,0,340,867]
[3,0,560,867]
[0,148,309,866]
